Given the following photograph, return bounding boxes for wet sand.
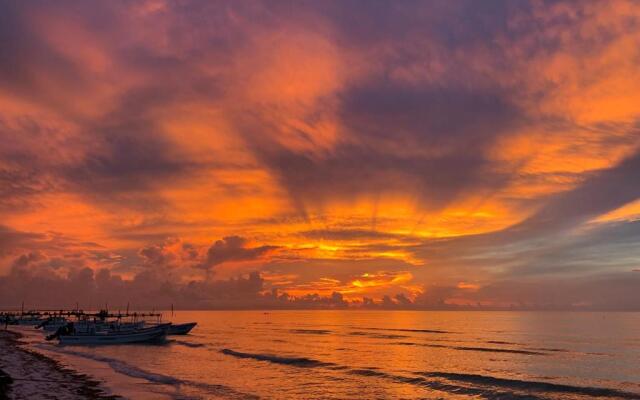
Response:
[0,329,118,400]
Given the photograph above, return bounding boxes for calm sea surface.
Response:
[21,311,640,399]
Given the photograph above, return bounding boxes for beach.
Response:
[0,329,118,400]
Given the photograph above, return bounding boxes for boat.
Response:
[48,322,171,345]
[16,315,46,326]
[39,318,145,333]
[36,317,69,332]
[168,322,197,335]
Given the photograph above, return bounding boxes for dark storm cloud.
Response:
[0,226,97,257]
[237,2,533,215]
[138,238,199,269]
[0,166,52,211]
[0,0,233,208]
[308,0,522,47]
[0,116,66,213]
[62,89,193,197]
[0,0,536,213]
[255,141,510,214]
[0,226,44,256]
[199,236,279,270]
[0,2,87,110]
[340,84,522,144]
[332,84,520,206]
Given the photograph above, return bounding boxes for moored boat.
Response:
[36,317,68,331]
[48,322,171,345]
[168,322,197,335]
[16,315,46,325]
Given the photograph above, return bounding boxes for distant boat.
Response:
[48,322,171,345]
[168,322,197,335]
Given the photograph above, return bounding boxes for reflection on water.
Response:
[28,311,640,399]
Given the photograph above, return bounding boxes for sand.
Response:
[0,329,119,400]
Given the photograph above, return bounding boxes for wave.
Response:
[454,346,545,355]
[348,331,408,339]
[356,327,452,334]
[350,368,639,399]
[486,340,519,345]
[289,329,332,335]
[421,372,640,398]
[487,342,574,354]
[221,349,334,368]
[348,369,545,399]
[37,340,636,400]
[35,344,258,399]
[39,345,183,385]
[220,349,553,399]
[219,346,637,399]
[528,347,570,353]
[172,340,207,348]
[348,368,389,378]
[392,341,546,355]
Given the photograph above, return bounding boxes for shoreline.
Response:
[0,329,119,400]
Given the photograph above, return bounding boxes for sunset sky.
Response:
[1,0,640,309]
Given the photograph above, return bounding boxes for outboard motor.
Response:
[46,322,74,341]
[36,318,51,329]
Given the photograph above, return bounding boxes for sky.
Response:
[1,0,640,310]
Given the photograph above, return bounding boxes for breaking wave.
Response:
[347,368,545,399]
[346,368,640,399]
[39,345,183,385]
[454,346,545,355]
[35,344,258,399]
[357,327,452,334]
[289,329,332,335]
[421,372,640,398]
[221,349,334,368]
[348,331,408,339]
[171,340,207,348]
[392,341,547,355]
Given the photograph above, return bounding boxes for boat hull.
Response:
[58,323,170,345]
[18,319,45,326]
[168,322,197,335]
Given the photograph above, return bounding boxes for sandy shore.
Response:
[0,329,119,400]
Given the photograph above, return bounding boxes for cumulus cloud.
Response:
[199,236,279,271]
[3,261,639,310]
[138,238,200,269]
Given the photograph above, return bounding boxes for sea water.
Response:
[21,311,640,399]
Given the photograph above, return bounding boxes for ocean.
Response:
[19,311,640,399]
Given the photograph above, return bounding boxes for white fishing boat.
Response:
[168,322,197,335]
[49,322,171,345]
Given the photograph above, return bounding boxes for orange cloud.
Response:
[2,1,640,308]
